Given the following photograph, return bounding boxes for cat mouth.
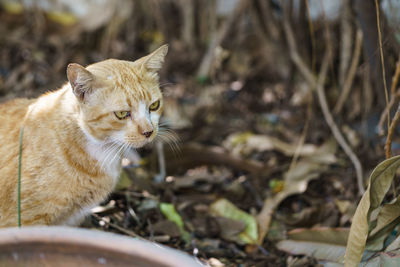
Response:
[125,135,156,148]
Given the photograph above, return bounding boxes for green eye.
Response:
[149,100,160,111]
[114,111,130,119]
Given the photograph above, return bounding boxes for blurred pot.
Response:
[0,226,203,267]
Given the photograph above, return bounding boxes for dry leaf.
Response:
[277,227,349,264]
[257,148,335,243]
[344,155,400,266]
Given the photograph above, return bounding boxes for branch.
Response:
[385,103,400,159]
[334,29,363,114]
[316,51,365,195]
[378,57,400,135]
[283,18,315,87]
[196,0,250,79]
[283,12,365,195]
[375,0,390,131]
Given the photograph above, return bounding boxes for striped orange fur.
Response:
[0,45,168,227]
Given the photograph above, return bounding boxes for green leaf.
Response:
[196,75,208,85]
[344,155,400,267]
[257,155,330,243]
[159,203,191,243]
[210,199,258,244]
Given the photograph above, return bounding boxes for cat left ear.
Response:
[67,63,94,101]
[141,44,168,73]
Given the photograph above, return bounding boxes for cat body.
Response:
[0,45,168,227]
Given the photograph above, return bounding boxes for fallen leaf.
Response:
[288,227,349,245]
[277,227,349,264]
[224,132,319,157]
[362,249,400,266]
[213,216,246,244]
[151,220,181,237]
[159,203,191,243]
[224,133,338,163]
[172,168,230,190]
[335,199,351,214]
[210,199,258,244]
[257,155,332,243]
[278,240,346,264]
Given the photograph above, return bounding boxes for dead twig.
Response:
[154,141,166,183]
[283,11,365,195]
[378,57,400,135]
[196,0,250,79]
[283,19,315,87]
[288,97,312,172]
[334,29,363,114]
[179,0,195,47]
[385,103,400,159]
[391,57,400,96]
[164,142,266,175]
[316,51,365,195]
[339,0,353,88]
[305,0,316,74]
[378,90,400,135]
[375,0,391,133]
[91,213,140,239]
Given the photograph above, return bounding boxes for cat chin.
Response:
[126,139,152,148]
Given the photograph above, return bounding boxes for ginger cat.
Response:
[0,45,168,227]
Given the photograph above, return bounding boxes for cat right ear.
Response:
[141,44,169,73]
[67,63,94,101]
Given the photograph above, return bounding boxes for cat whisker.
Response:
[99,141,121,172]
[159,82,174,87]
[109,143,127,167]
[156,129,181,156]
[99,145,115,171]
[158,119,178,129]
[156,135,180,157]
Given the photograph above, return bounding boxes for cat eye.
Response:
[114,111,130,120]
[149,100,160,111]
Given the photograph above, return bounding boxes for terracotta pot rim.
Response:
[0,226,203,267]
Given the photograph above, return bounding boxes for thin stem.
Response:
[385,104,400,159]
[375,0,391,137]
[18,126,24,227]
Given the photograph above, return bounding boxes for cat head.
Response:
[66,45,168,148]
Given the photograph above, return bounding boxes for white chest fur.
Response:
[63,138,123,226]
[85,139,123,184]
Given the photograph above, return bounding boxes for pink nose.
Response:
[142,131,153,138]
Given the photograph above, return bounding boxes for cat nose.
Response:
[142,130,153,138]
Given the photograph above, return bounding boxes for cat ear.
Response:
[67,63,94,101]
[141,44,168,73]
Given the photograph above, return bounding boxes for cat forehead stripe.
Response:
[137,102,147,118]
